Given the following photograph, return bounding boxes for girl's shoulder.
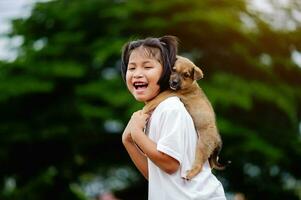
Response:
[154,96,186,113]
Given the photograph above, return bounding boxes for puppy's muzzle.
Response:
[169,78,181,91]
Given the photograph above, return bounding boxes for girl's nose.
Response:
[133,73,143,78]
[133,70,143,78]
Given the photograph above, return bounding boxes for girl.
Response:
[121,36,226,200]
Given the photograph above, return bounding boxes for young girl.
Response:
[121,36,226,200]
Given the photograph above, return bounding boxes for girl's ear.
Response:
[194,66,204,80]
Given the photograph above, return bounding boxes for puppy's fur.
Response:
[143,56,225,180]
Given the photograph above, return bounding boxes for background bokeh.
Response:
[0,0,301,199]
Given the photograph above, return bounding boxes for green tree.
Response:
[0,0,300,199]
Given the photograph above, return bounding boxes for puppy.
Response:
[143,56,226,180]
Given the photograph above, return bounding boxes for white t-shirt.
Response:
[146,96,226,200]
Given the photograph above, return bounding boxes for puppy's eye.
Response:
[184,73,190,78]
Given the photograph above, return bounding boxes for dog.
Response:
[143,56,226,180]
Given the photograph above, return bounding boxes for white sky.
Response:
[0,0,36,60]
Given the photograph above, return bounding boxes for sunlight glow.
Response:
[247,0,301,31]
[291,50,301,68]
[299,121,301,138]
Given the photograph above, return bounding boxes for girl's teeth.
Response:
[134,82,148,89]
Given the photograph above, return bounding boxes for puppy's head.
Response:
[169,56,204,90]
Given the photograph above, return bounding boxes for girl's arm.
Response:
[122,120,148,180]
[129,111,180,175]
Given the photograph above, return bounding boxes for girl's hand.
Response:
[122,110,149,144]
[122,120,133,144]
[129,110,149,141]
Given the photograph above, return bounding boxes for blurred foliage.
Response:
[0,0,301,199]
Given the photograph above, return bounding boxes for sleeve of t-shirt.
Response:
[156,108,185,164]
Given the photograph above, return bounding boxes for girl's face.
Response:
[126,47,163,103]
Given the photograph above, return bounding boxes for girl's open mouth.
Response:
[133,82,148,90]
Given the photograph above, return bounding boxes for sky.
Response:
[0,0,36,60]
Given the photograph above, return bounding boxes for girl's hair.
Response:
[121,35,178,91]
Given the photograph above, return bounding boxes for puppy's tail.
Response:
[209,147,231,170]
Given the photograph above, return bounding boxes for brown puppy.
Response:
[143,56,225,180]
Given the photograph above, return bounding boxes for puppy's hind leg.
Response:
[185,136,209,180]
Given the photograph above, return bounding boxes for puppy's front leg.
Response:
[143,100,158,114]
[143,90,176,114]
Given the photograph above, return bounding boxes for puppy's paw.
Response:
[185,166,203,180]
[142,107,150,114]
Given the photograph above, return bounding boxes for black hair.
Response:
[121,35,178,91]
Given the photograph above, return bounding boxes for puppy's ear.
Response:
[194,66,204,80]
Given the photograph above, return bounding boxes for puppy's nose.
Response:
[170,79,180,90]
[170,80,178,86]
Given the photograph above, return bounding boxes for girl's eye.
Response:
[128,67,135,71]
[145,66,153,69]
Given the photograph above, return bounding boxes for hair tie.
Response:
[160,41,166,46]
